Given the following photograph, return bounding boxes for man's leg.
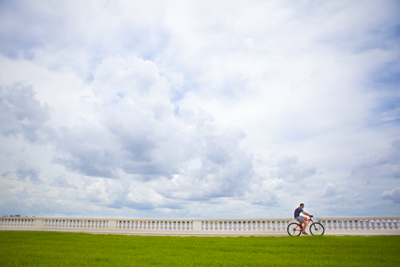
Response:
[302,221,308,233]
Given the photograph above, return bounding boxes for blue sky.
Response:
[0,0,399,219]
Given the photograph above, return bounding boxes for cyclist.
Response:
[294,203,312,235]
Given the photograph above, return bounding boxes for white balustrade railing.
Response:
[1,216,399,236]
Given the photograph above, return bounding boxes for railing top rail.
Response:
[2,216,400,221]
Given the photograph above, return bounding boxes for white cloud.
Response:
[0,0,399,218]
[351,139,400,180]
[381,188,400,204]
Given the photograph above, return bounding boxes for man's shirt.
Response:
[294,207,303,218]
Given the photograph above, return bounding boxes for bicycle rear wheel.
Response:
[310,222,325,235]
[287,223,302,236]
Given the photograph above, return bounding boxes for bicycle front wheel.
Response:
[287,223,302,236]
[310,222,325,235]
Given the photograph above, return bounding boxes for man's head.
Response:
[300,203,305,208]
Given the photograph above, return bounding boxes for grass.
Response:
[0,231,399,266]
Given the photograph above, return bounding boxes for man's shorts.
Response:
[295,216,305,223]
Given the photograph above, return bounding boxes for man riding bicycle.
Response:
[294,203,312,235]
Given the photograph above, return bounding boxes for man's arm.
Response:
[302,211,311,217]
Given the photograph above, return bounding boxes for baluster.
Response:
[381,220,386,229]
[262,221,266,231]
[370,220,375,230]
[394,220,398,229]
[355,220,359,229]
[338,220,342,230]
[366,220,370,230]
[376,220,381,229]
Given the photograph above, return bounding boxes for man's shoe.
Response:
[302,232,308,235]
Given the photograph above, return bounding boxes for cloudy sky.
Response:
[0,0,399,219]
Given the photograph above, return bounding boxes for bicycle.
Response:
[287,216,325,236]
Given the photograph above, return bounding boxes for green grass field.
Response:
[0,231,399,266]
